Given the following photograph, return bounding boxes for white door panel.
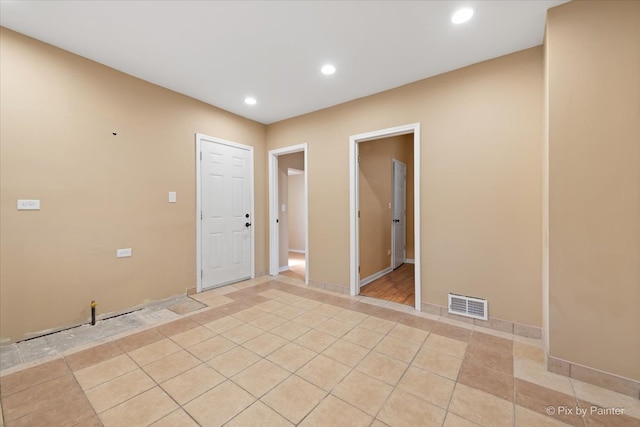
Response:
[392,159,407,269]
[201,139,252,289]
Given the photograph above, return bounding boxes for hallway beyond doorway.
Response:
[280,251,305,281]
[360,264,414,306]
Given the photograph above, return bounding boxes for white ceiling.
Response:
[0,0,568,124]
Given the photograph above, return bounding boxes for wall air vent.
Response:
[448,293,488,320]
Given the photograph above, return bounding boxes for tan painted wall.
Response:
[0,28,267,343]
[546,1,640,380]
[359,135,414,278]
[277,152,304,268]
[288,174,305,252]
[266,47,543,326]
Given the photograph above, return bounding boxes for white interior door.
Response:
[392,159,407,269]
[201,139,252,289]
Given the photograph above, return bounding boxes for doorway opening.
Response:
[349,123,421,310]
[268,144,309,284]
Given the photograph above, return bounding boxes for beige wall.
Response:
[277,152,304,267]
[288,174,305,252]
[266,47,543,326]
[359,135,414,278]
[546,1,640,380]
[0,28,267,342]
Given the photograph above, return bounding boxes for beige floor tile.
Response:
[371,419,390,427]
[262,375,326,424]
[358,316,396,334]
[99,387,178,427]
[142,350,201,383]
[424,333,468,358]
[160,364,225,405]
[515,405,571,427]
[221,323,265,344]
[295,329,337,353]
[184,380,255,426]
[248,313,287,330]
[293,311,330,328]
[255,300,287,313]
[128,339,182,366]
[513,341,545,365]
[514,358,574,396]
[267,342,316,372]
[231,359,290,397]
[444,412,482,426]
[116,329,165,353]
[332,370,393,416]
[356,352,408,386]
[457,358,514,402]
[242,332,288,357]
[273,305,307,320]
[449,383,513,427]
[310,303,343,317]
[74,354,138,390]
[377,388,447,427]
[203,316,244,334]
[0,358,70,396]
[85,369,155,413]
[225,401,293,427]
[150,409,199,427]
[333,309,368,325]
[342,326,386,349]
[293,298,322,311]
[571,379,640,419]
[299,394,373,427]
[65,342,124,372]
[297,354,351,391]
[322,340,370,367]
[193,294,233,308]
[187,335,236,362]
[388,324,429,345]
[207,346,261,377]
[315,318,356,337]
[374,335,420,363]
[169,326,214,348]
[412,346,463,380]
[397,366,456,408]
[270,321,311,340]
[232,307,268,322]
[275,293,304,305]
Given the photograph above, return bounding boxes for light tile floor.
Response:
[1,276,638,427]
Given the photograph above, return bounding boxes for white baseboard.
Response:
[279,266,290,272]
[405,258,415,264]
[289,249,306,254]
[360,266,393,287]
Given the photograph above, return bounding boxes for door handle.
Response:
[245,222,252,228]
[393,219,400,223]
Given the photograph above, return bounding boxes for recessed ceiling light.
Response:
[244,97,257,105]
[321,64,336,75]
[452,8,474,24]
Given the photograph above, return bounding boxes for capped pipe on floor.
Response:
[91,300,97,326]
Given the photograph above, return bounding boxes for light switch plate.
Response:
[168,191,177,203]
[116,248,132,258]
[18,200,40,210]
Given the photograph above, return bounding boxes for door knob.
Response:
[246,214,250,218]
[245,222,252,227]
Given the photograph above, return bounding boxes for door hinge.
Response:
[201,211,203,220]
[358,210,360,218]
[358,265,360,273]
[358,155,360,163]
[201,270,203,279]
[200,151,202,161]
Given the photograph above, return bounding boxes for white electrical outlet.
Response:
[168,191,177,203]
[18,200,40,210]
[116,248,132,258]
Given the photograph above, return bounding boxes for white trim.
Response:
[279,266,290,273]
[195,133,255,293]
[350,123,422,311]
[360,266,393,287]
[268,143,309,285]
[391,158,407,270]
[405,258,415,264]
[289,249,306,254]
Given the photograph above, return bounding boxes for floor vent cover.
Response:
[448,293,488,320]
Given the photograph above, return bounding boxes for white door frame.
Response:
[268,143,309,285]
[196,133,255,293]
[349,123,421,310]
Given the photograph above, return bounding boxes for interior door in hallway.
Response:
[201,140,252,289]
[392,159,407,269]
